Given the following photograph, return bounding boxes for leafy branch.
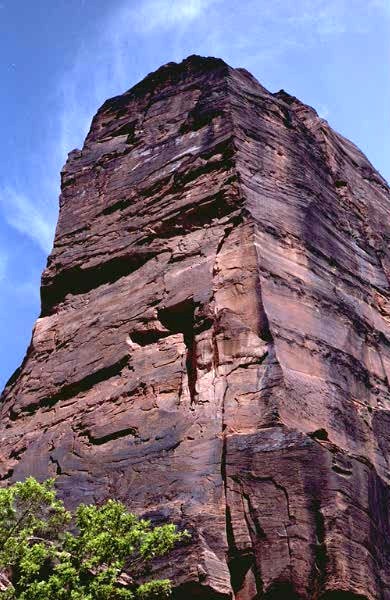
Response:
[0,478,189,600]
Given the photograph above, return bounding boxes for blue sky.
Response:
[0,0,389,390]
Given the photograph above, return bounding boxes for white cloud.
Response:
[129,0,218,32]
[0,187,54,254]
[57,0,219,161]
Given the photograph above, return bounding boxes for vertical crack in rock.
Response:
[184,316,197,406]
[311,498,327,599]
[158,300,197,404]
[49,455,62,476]
[240,490,265,595]
[220,384,236,594]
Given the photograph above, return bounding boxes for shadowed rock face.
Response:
[1,55,390,599]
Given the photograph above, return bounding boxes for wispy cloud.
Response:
[0,187,54,253]
[57,0,219,159]
[129,0,218,32]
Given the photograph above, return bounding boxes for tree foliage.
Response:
[0,478,188,600]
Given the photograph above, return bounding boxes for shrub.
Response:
[0,477,188,599]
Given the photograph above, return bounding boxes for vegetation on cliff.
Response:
[0,477,187,599]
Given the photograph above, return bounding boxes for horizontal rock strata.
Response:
[1,55,390,599]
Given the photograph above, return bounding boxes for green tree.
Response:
[0,477,188,600]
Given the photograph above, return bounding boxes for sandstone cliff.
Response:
[1,55,390,599]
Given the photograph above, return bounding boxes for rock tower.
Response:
[2,56,390,599]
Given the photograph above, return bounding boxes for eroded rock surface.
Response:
[1,55,390,599]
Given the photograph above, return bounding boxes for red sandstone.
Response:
[1,56,390,599]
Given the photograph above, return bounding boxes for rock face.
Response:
[1,55,390,599]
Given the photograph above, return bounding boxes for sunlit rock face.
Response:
[1,55,390,599]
